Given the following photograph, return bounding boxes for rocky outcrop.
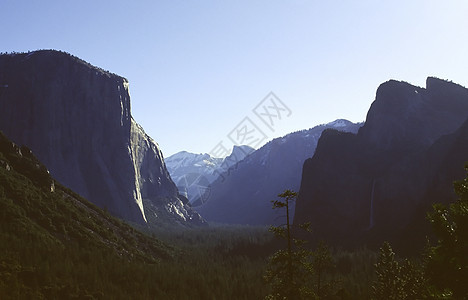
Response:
[0,50,204,225]
[165,145,253,204]
[195,120,361,225]
[295,78,468,251]
[0,131,55,193]
[166,152,223,187]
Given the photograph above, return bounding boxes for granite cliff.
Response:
[0,50,203,225]
[295,78,468,251]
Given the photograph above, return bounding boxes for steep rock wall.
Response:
[0,50,203,225]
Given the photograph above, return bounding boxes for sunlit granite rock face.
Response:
[0,50,204,225]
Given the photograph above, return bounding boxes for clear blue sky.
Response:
[2,1,468,157]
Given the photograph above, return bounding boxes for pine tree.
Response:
[264,190,315,300]
[425,164,468,298]
[373,242,407,299]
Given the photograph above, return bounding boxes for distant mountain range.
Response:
[0,50,203,226]
[295,77,468,252]
[195,119,362,225]
[165,145,253,204]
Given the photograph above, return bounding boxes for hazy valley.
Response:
[1,50,467,299]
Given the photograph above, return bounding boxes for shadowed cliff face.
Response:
[0,50,204,225]
[361,78,468,154]
[295,78,468,251]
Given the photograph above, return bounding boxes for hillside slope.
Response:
[0,130,178,298]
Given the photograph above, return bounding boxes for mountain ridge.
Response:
[165,145,253,204]
[195,119,362,225]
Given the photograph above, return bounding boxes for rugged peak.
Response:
[426,77,468,103]
[374,79,423,102]
[229,145,254,158]
[426,76,467,92]
[0,131,55,192]
[361,77,468,151]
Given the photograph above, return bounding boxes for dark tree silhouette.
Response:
[425,164,468,298]
[372,242,425,299]
[264,190,337,299]
[373,163,468,299]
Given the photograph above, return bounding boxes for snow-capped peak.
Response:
[328,119,350,128]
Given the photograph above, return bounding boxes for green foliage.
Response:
[0,131,397,299]
[265,190,315,299]
[425,164,468,298]
[312,241,334,298]
[372,163,468,299]
[264,247,315,299]
[0,131,278,299]
[372,242,426,299]
[264,190,378,299]
[0,132,177,298]
[265,190,344,299]
[0,131,279,299]
[333,247,377,298]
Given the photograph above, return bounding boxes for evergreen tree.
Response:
[372,242,425,299]
[425,164,468,298]
[264,190,315,299]
[312,241,334,298]
[373,163,468,299]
